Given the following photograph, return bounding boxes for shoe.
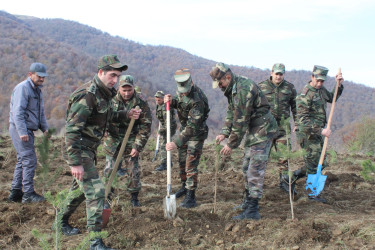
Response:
[174,183,187,198]
[117,168,127,177]
[131,192,141,207]
[90,238,115,250]
[22,191,45,203]
[8,189,23,202]
[232,197,260,220]
[180,190,197,208]
[155,163,167,171]
[280,174,297,195]
[308,195,327,203]
[61,222,81,236]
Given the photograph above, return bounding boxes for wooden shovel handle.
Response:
[318,68,341,166]
[105,106,140,199]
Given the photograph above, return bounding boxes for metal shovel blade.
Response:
[306,164,327,197]
[163,194,176,219]
[102,208,111,228]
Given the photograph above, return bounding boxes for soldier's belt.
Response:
[80,137,101,150]
[249,112,273,127]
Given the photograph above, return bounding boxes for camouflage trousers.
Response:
[64,149,104,232]
[178,139,205,190]
[272,133,291,176]
[242,139,273,199]
[104,149,141,193]
[299,134,327,175]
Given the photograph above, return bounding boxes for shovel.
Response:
[306,68,341,197]
[102,106,140,227]
[152,123,161,162]
[163,100,176,219]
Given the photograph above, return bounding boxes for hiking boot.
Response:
[90,238,116,250]
[8,189,23,202]
[131,192,141,207]
[308,195,327,203]
[232,197,261,220]
[180,189,197,208]
[174,183,187,198]
[155,163,167,171]
[233,189,249,210]
[22,191,45,203]
[117,167,127,177]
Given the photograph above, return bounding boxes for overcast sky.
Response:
[2,0,375,87]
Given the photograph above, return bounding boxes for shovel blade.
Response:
[163,194,176,219]
[306,164,327,197]
[102,208,111,228]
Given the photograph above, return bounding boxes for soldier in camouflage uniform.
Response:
[257,63,298,194]
[210,62,278,220]
[154,90,177,171]
[165,69,210,208]
[296,65,344,203]
[103,75,152,207]
[61,55,141,249]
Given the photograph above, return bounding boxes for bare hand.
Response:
[166,142,177,151]
[216,134,225,144]
[164,94,172,104]
[321,128,332,138]
[130,148,139,158]
[220,145,232,155]
[336,73,344,86]
[128,108,142,120]
[292,126,297,132]
[43,130,49,137]
[20,135,29,142]
[71,165,84,181]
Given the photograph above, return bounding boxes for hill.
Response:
[1,10,375,148]
[0,135,374,249]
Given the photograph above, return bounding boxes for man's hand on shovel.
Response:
[128,108,142,119]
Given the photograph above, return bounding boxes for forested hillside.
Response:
[1,11,374,147]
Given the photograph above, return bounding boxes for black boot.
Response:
[22,191,45,203]
[60,209,81,236]
[233,189,249,210]
[232,197,260,220]
[174,183,187,198]
[308,195,327,203]
[180,189,197,208]
[117,167,127,177]
[90,238,115,250]
[8,189,23,202]
[155,163,167,171]
[131,192,141,207]
[280,174,297,195]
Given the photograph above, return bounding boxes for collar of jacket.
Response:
[307,81,319,92]
[93,75,116,99]
[223,73,236,97]
[27,77,43,90]
[268,77,286,88]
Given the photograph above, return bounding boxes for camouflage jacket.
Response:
[222,74,278,148]
[296,82,344,136]
[170,85,210,147]
[65,75,129,166]
[156,103,177,136]
[104,91,152,156]
[258,78,297,125]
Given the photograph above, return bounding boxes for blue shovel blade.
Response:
[306,164,327,197]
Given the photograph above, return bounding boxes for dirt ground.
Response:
[0,135,374,249]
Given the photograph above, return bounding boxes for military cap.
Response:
[312,65,329,81]
[209,62,230,89]
[119,75,135,87]
[272,63,285,74]
[97,54,128,71]
[174,68,192,94]
[29,62,48,77]
[154,90,165,98]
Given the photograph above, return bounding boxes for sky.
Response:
[2,0,375,87]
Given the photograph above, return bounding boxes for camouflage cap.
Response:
[154,90,165,98]
[272,63,285,74]
[29,62,48,77]
[119,75,135,87]
[174,68,192,94]
[312,65,329,81]
[209,62,230,89]
[97,54,128,71]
